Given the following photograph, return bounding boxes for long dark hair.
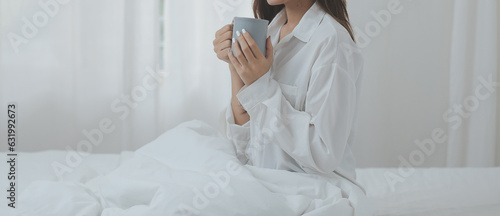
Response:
[253,0,355,42]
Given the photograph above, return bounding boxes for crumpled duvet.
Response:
[16,120,370,216]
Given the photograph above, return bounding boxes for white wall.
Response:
[497,1,500,166]
[348,0,455,167]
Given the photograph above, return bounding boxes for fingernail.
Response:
[236,31,241,37]
[232,38,236,43]
[242,29,247,34]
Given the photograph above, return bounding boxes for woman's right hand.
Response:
[213,24,233,64]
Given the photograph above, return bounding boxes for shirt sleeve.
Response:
[224,103,250,164]
[236,63,357,174]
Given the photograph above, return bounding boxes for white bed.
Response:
[2,151,499,216]
[1,122,499,215]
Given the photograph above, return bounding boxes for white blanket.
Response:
[15,120,370,216]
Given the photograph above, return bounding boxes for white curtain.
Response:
[0,0,159,152]
[157,0,253,132]
[447,0,499,167]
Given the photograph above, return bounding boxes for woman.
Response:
[213,0,365,195]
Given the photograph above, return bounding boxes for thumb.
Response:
[266,37,273,60]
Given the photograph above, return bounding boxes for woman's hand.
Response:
[213,24,234,63]
[228,29,274,86]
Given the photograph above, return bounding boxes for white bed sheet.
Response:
[2,151,499,215]
[1,121,369,216]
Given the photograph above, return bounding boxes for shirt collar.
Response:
[268,2,326,43]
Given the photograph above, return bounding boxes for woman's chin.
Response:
[267,0,286,6]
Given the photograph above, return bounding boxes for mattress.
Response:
[357,167,500,215]
[1,151,499,215]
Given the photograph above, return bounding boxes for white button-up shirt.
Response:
[223,2,364,190]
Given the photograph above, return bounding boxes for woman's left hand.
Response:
[228,29,274,86]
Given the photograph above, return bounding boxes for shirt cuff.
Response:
[225,105,250,164]
[225,104,250,142]
[236,72,275,111]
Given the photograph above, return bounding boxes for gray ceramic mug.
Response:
[232,17,269,57]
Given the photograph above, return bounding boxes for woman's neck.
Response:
[283,0,315,27]
[278,0,315,42]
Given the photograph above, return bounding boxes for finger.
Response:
[220,48,231,61]
[213,31,233,46]
[215,24,233,38]
[216,24,233,37]
[266,37,273,61]
[242,29,264,59]
[215,40,231,53]
[217,47,231,62]
[237,30,256,62]
[232,37,248,67]
[227,48,241,68]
